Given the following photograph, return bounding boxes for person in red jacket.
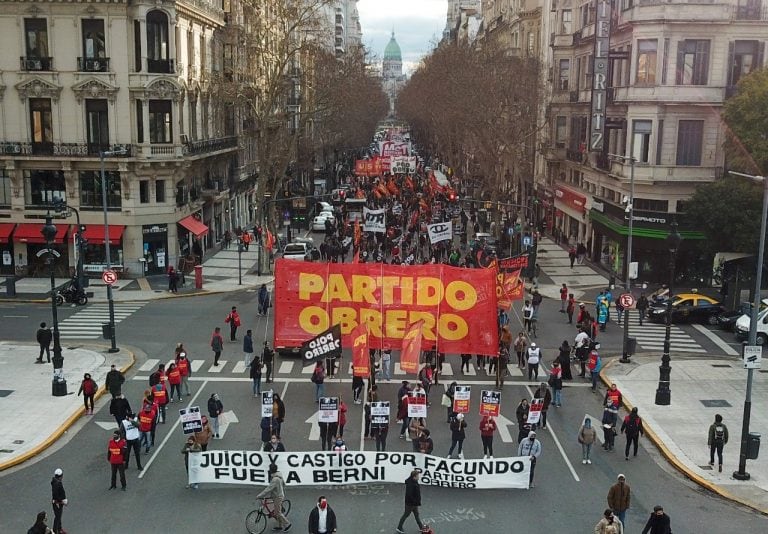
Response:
[175,350,191,397]
[138,402,157,453]
[224,306,241,341]
[107,430,127,491]
[77,373,98,415]
[152,382,168,424]
[338,397,348,438]
[480,415,498,459]
[604,383,623,408]
[167,362,182,402]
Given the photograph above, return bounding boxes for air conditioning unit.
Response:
[3,144,22,155]
[85,58,103,71]
[24,59,43,70]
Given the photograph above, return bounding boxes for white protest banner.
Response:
[527,398,544,425]
[318,397,339,423]
[363,207,386,233]
[179,406,203,435]
[371,401,390,424]
[427,222,452,244]
[452,386,471,414]
[479,390,501,417]
[261,391,274,418]
[189,451,531,489]
[408,391,427,418]
[391,156,417,174]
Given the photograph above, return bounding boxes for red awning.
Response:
[178,215,209,238]
[14,223,70,244]
[0,223,15,244]
[81,225,126,246]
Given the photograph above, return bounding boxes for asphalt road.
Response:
[0,287,765,533]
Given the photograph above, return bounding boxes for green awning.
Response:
[589,210,705,240]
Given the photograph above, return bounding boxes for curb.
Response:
[0,345,136,472]
[599,358,768,516]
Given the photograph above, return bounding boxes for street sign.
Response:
[522,236,532,247]
[102,269,118,285]
[618,293,636,309]
[743,345,762,369]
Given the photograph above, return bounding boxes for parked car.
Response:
[648,293,725,325]
[317,201,334,213]
[716,300,768,331]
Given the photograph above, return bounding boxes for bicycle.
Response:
[245,498,291,534]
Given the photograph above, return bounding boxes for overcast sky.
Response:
[357,0,447,73]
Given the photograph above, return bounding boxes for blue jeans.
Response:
[591,371,599,390]
[582,442,592,460]
[613,509,626,525]
[315,382,325,401]
[554,389,562,406]
[140,430,153,450]
[252,377,261,395]
[382,359,391,380]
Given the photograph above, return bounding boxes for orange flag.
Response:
[354,219,362,246]
[400,321,424,375]
[351,324,369,377]
[265,230,275,252]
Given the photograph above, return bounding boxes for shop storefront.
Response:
[14,223,71,277]
[554,185,588,245]
[177,214,209,267]
[79,225,125,275]
[589,200,707,284]
[0,223,15,275]
[142,224,169,275]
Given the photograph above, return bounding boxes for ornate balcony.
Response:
[77,57,110,72]
[20,56,53,71]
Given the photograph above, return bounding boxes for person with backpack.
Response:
[621,407,645,460]
[707,414,729,472]
[587,343,602,392]
[311,361,325,403]
[77,373,98,415]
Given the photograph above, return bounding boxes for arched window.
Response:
[147,10,171,73]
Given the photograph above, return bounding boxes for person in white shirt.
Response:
[522,300,535,333]
[308,495,337,534]
[121,413,143,471]
[527,343,541,381]
[574,327,591,378]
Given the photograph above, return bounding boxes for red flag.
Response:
[400,321,423,375]
[353,248,360,264]
[351,324,369,377]
[265,230,275,252]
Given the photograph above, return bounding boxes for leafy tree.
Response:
[723,68,768,175]
[684,177,762,253]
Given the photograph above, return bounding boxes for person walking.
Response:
[568,245,577,268]
[479,415,497,459]
[105,364,125,398]
[257,284,270,316]
[272,393,286,437]
[181,435,202,489]
[151,381,168,424]
[194,415,213,452]
[601,401,619,452]
[637,293,649,326]
[578,418,597,464]
[517,430,542,488]
[166,362,182,402]
[107,430,127,491]
[256,464,291,532]
[641,505,672,534]
[587,344,602,392]
[225,306,241,341]
[395,470,426,533]
[211,327,224,366]
[175,351,191,397]
[167,266,179,293]
[249,354,263,397]
[371,415,389,452]
[516,398,531,443]
[447,413,467,459]
[444,381,457,423]
[27,510,51,534]
[77,373,98,415]
[35,322,52,364]
[607,474,631,525]
[559,283,568,312]
[263,341,275,383]
[566,294,576,324]
[604,383,623,408]
[460,353,472,374]
[557,340,573,380]
[522,300,534,333]
[352,374,364,404]
[527,342,541,381]
[242,329,254,369]
[381,348,392,381]
[109,394,131,430]
[594,509,624,534]
[121,413,143,471]
[514,332,528,369]
[574,327,590,378]
[311,361,326,403]
[337,397,348,437]
[50,468,67,534]
[308,496,337,534]
[532,382,552,429]
[707,413,729,472]
[207,393,224,438]
[621,407,645,460]
[137,402,156,454]
[549,362,563,407]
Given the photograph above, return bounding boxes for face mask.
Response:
[529,437,535,441]
[319,500,327,510]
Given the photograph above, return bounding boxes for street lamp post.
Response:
[610,154,636,363]
[53,200,85,293]
[655,221,682,406]
[41,216,66,396]
[238,237,243,285]
[100,149,127,353]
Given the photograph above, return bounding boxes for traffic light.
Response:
[448,191,457,202]
[339,190,346,200]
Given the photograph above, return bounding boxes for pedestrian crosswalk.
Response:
[624,310,706,353]
[58,302,149,340]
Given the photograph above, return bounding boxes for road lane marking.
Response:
[130,375,596,386]
[139,359,159,372]
[691,324,739,356]
[208,361,226,373]
[278,361,293,374]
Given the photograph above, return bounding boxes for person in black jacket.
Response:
[308,495,337,534]
[51,468,67,534]
[641,505,672,534]
[35,322,52,363]
[396,470,425,533]
[109,394,132,430]
[105,364,125,398]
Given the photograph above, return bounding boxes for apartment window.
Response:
[149,100,172,144]
[635,40,657,85]
[580,3,593,28]
[82,19,106,59]
[558,59,570,90]
[147,10,170,72]
[676,120,704,166]
[136,100,144,144]
[25,18,49,58]
[189,99,198,141]
[632,120,652,163]
[79,171,121,209]
[561,10,572,34]
[729,40,761,86]
[134,20,142,72]
[30,98,53,150]
[0,172,10,207]
[676,40,710,85]
[156,179,166,203]
[655,119,664,165]
[85,99,109,154]
[555,116,567,148]
[527,32,535,56]
[634,199,669,212]
[24,170,64,207]
[139,180,150,204]
[583,55,592,90]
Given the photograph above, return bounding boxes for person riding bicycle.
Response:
[256,464,291,532]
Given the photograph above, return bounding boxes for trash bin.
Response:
[5,276,15,297]
[51,378,68,397]
[747,432,761,460]
[101,322,112,340]
[626,337,637,355]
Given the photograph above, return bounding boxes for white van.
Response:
[735,307,768,344]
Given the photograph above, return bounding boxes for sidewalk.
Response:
[0,246,275,303]
[535,237,609,301]
[0,342,134,471]
[603,354,768,513]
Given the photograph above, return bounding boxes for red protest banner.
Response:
[351,324,369,377]
[400,321,423,375]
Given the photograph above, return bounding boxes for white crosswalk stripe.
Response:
[278,361,294,374]
[624,310,706,353]
[59,302,148,339]
[191,360,205,372]
[138,359,159,372]
[231,361,247,373]
[208,361,226,373]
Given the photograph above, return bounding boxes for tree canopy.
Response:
[723,67,768,176]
